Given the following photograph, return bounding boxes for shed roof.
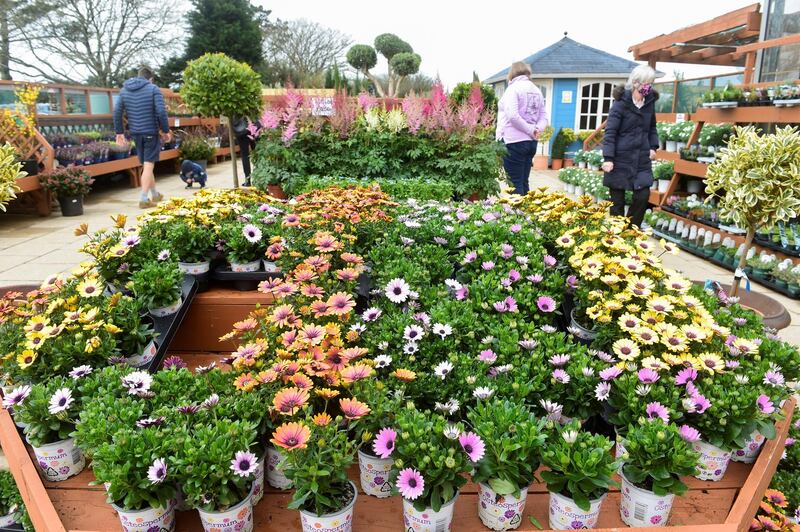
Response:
[485,36,643,84]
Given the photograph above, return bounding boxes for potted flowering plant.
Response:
[131,260,184,317]
[0,470,22,527]
[541,421,620,530]
[13,377,86,481]
[90,426,178,532]
[468,399,547,531]
[220,220,267,271]
[275,416,360,532]
[38,167,94,216]
[618,419,700,527]
[384,407,479,532]
[0,143,23,213]
[172,418,259,532]
[164,219,215,276]
[107,295,158,368]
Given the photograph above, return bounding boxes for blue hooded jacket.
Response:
[113,77,169,135]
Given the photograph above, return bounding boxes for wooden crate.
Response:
[0,287,794,532]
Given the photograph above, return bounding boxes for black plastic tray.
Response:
[210,264,283,291]
[144,276,198,371]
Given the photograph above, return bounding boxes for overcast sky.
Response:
[258,0,754,87]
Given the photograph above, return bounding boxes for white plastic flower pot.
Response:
[578,162,586,169]
[112,500,176,532]
[198,492,254,532]
[574,186,584,196]
[692,439,732,481]
[676,142,686,151]
[548,491,606,530]
[250,449,267,505]
[731,430,766,464]
[230,260,261,273]
[149,297,182,318]
[564,183,574,194]
[30,437,86,481]
[589,165,600,172]
[665,141,677,152]
[298,481,357,532]
[402,493,458,532]
[178,261,210,275]
[478,482,528,531]
[262,260,280,273]
[357,449,393,498]
[266,445,292,490]
[0,510,17,527]
[619,472,675,527]
[569,309,597,342]
[125,339,157,368]
[657,180,671,193]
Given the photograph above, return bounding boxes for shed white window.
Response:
[578,82,614,131]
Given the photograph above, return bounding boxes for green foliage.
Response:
[0,143,23,212]
[450,82,498,113]
[0,470,21,516]
[184,0,264,68]
[164,220,215,263]
[390,52,421,77]
[292,175,454,201]
[106,295,155,357]
[16,376,81,447]
[705,126,800,231]
[38,167,94,197]
[374,34,412,60]
[552,128,576,160]
[391,407,471,512]
[282,418,359,516]
[653,160,674,181]
[178,135,215,162]
[620,420,699,496]
[540,421,620,511]
[181,53,263,120]
[131,260,183,310]
[467,399,547,496]
[346,44,377,72]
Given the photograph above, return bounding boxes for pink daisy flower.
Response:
[537,296,556,313]
[397,468,425,500]
[678,425,701,442]
[459,431,485,462]
[372,428,397,459]
[646,402,670,422]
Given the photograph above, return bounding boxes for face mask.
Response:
[639,83,652,97]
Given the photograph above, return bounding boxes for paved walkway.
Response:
[2,166,799,344]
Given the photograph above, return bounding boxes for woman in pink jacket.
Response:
[495,62,549,195]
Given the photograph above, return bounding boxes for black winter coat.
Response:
[602,86,659,190]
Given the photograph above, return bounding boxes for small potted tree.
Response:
[131,260,184,318]
[618,419,700,527]
[468,399,547,531]
[541,421,620,530]
[551,128,575,170]
[705,126,800,296]
[38,167,94,216]
[181,53,263,188]
[533,125,554,170]
[14,377,86,481]
[276,417,360,532]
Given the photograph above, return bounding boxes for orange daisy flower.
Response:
[315,387,340,399]
[340,252,363,264]
[312,412,333,426]
[339,398,370,420]
[326,292,355,316]
[301,284,325,298]
[310,300,330,318]
[298,324,327,345]
[291,373,314,390]
[233,318,258,332]
[391,368,417,382]
[271,422,311,450]
[272,387,310,415]
[336,268,360,282]
[233,373,257,392]
[257,369,279,383]
[340,364,374,384]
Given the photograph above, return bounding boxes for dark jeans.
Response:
[610,187,650,228]
[503,140,537,195]
[237,134,252,178]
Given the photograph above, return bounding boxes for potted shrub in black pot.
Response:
[38,167,94,216]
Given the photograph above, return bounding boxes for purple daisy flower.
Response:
[527,274,544,283]
[162,356,187,370]
[552,369,570,384]
[230,451,259,478]
[147,458,167,484]
[537,296,556,313]
[463,251,477,263]
[763,370,785,387]
[434,236,448,245]
[518,339,538,350]
[201,393,220,409]
[372,428,397,459]
[675,367,697,386]
[637,368,660,384]
[478,349,497,364]
[177,404,200,414]
[549,354,570,366]
[157,249,170,261]
[678,425,700,443]
[396,468,425,500]
[595,382,611,401]
[599,367,623,381]
[482,261,495,271]
[48,388,73,415]
[510,223,522,233]
[68,365,93,379]
[362,307,382,322]
[543,255,557,268]
[757,394,775,414]
[646,402,670,422]
[241,224,262,243]
[136,416,166,428]
[459,431,486,461]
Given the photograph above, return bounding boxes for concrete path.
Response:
[1,166,799,344]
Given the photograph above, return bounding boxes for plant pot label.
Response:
[125,339,157,368]
[402,496,457,532]
[114,500,176,532]
[266,446,292,489]
[198,495,253,532]
[178,261,210,275]
[619,474,674,527]
[32,437,85,481]
[692,439,731,481]
[231,260,261,273]
[358,450,393,498]
[478,483,527,531]
[731,430,765,463]
[549,492,605,530]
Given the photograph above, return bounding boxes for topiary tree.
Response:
[346,33,421,97]
[180,52,263,187]
[705,125,800,296]
[450,81,498,113]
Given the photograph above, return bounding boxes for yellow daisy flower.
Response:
[617,313,641,331]
[77,278,103,298]
[641,356,669,371]
[612,339,640,361]
[697,353,725,374]
[16,350,36,369]
[632,326,659,345]
[681,326,707,343]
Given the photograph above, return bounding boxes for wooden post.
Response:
[743,52,755,85]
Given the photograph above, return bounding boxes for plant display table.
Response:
[0,286,793,532]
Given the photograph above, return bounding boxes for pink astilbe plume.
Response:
[468,84,485,113]
[260,108,281,130]
[357,92,378,112]
[246,122,260,140]
[281,89,305,144]
[430,82,447,109]
[425,82,453,134]
[330,91,358,138]
[402,95,426,134]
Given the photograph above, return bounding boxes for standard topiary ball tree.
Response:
[180,53,263,188]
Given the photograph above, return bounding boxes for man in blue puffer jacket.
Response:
[113,66,172,208]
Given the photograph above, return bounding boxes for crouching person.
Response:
[180,159,207,189]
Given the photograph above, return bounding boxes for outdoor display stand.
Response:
[0,285,794,532]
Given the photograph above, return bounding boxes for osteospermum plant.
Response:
[14,376,82,448]
[385,406,481,512]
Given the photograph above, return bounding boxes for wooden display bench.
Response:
[0,286,794,532]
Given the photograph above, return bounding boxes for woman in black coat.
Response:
[601,65,659,228]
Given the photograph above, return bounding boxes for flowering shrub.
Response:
[14,376,82,447]
[38,167,94,197]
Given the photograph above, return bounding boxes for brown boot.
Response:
[138,199,155,209]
